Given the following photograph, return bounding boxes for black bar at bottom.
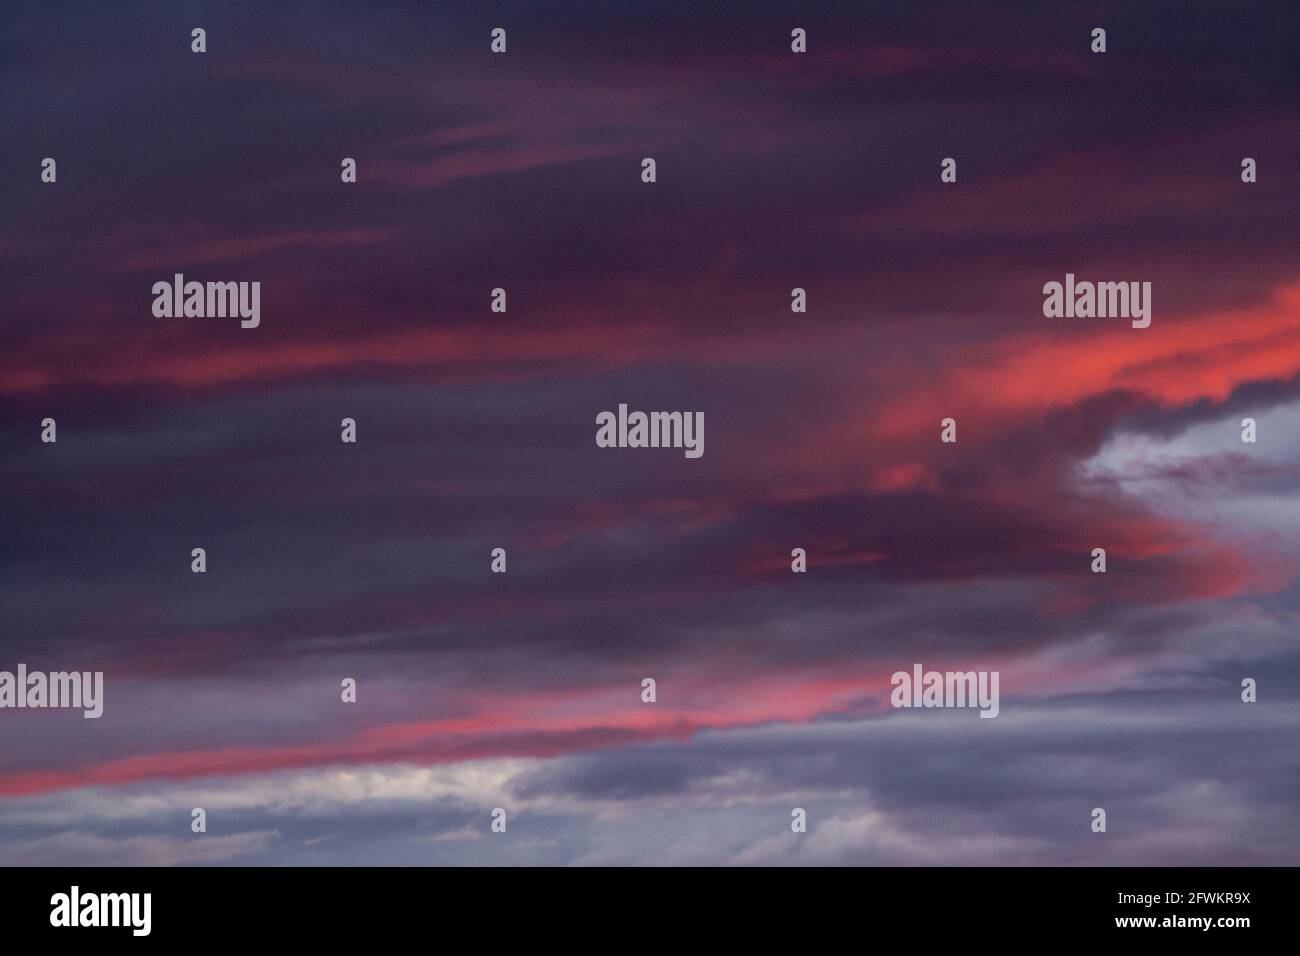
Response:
[0,866,1282,943]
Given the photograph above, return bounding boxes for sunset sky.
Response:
[2,0,1298,865]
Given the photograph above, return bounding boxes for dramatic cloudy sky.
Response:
[2,1,1298,865]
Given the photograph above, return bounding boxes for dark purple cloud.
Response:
[1,0,1298,864]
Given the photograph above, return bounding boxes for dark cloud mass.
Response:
[1,0,1298,864]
